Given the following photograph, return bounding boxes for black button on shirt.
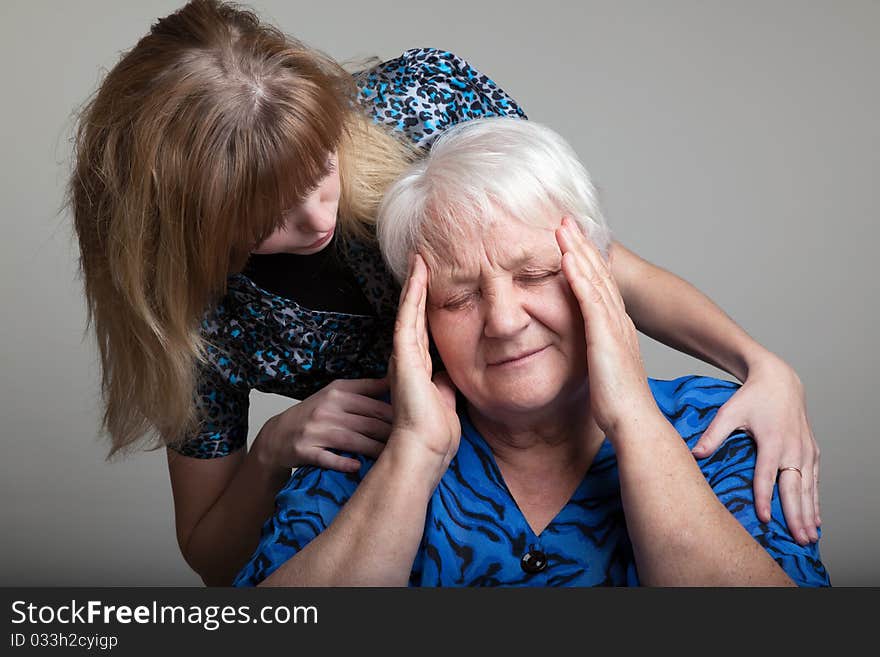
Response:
[520,549,548,574]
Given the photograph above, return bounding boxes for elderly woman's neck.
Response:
[467,396,605,479]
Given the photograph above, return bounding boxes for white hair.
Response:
[377,117,611,283]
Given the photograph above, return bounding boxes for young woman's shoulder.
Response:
[356,47,527,146]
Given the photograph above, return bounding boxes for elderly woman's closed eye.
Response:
[233,118,830,587]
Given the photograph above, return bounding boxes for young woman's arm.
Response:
[167,423,290,587]
[610,241,820,545]
[168,378,393,586]
[611,242,761,379]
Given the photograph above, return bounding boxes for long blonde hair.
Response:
[69,0,416,456]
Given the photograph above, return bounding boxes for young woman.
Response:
[70,0,820,585]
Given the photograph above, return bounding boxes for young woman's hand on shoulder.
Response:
[255,378,393,473]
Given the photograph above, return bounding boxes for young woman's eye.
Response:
[302,158,336,196]
[302,179,321,197]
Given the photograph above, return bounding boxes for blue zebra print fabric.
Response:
[234,376,830,587]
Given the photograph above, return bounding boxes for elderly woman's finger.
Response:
[397,255,414,306]
[561,252,618,351]
[561,249,608,322]
[562,217,623,308]
[394,254,428,351]
[562,216,611,275]
[557,222,612,311]
[813,456,822,527]
[414,255,431,367]
[561,217,627,319]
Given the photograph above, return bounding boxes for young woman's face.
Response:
[252,152,341,255]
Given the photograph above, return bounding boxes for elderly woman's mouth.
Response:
[487,346,550,367]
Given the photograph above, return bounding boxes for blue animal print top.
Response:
[171,48,527,458]
[233,376,831,587]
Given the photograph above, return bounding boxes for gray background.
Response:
[1,0,876,585]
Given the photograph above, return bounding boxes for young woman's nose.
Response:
[296,195,335,236]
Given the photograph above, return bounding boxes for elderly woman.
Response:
[234,118,829,586]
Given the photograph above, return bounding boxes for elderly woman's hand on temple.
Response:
[560,217,820,545]
[555,217,660,439]
[386,254,461,486]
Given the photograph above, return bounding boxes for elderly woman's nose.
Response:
[482,287,529,338]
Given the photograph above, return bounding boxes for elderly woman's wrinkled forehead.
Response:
[419,210,563,287]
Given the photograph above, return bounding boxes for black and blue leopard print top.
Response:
[172,48,527,459]
[233,377,830,587]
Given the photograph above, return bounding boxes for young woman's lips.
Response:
[305,228,334,249]
[488,346,548,367]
